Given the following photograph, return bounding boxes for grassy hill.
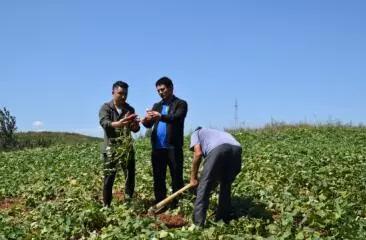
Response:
[0,125,365,239]
[10,131,101,150]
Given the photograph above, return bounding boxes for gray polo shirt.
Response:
[190,128,241,156]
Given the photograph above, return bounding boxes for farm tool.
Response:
[148,183,193,214]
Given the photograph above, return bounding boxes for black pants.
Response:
[102,151,135,206]
[151,147,184,203]
[193,144,242,226]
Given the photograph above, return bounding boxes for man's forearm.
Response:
[160,101,187,123]
[141,118,154,128]
[191,154,202,179]
[111,121,123,128]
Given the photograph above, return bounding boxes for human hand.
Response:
[142,109,160,123]
[129,117,140,132]
[146,110,161,121]
[190,177,199,188]
[116,113,136,127]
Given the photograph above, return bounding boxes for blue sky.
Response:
[1,1,365,137]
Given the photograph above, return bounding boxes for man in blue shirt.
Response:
[155,103,169,148]
[142,77,188,206]
[189,127,242,226]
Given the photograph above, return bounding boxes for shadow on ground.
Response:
[230,196,273,221]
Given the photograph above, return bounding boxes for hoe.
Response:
[148,183,193,214]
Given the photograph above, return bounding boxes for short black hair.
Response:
[155,76,173,88]
[194,126,202,132]
[112,81,129,91]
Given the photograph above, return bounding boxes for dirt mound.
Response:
[157,213,187,228]
[0,197,23,210]
[113,191,124,202]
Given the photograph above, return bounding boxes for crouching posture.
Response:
[189,127,242,226]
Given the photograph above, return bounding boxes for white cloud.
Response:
[32,121,44,131]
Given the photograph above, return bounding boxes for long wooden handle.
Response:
[153,183,193,210]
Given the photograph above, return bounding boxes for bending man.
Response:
[189,127,242,226]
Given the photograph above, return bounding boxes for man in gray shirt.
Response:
[189,127,242,226]
[99,81,140,207]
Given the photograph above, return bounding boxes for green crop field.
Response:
[1,125,365,239]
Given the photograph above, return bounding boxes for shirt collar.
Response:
[162,95,176,105]
[108,100,129,112]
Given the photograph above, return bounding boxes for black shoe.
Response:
[103,202,111,208]
[215,213,234,224]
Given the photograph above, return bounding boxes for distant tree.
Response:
[0,107,17,149]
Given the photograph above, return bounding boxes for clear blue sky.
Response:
[1,1,365,137]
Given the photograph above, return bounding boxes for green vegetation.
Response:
[0,106,100,151]
[1,125,365,239]
[105,127,134,174]
[14,131,101,150]
[0,107,17,150]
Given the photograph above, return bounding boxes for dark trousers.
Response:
[102,151,135,206]
[193,144,242,226]
[151,147,184,203]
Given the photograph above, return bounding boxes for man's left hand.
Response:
[190,178,199,188]
[147,110,161,121]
